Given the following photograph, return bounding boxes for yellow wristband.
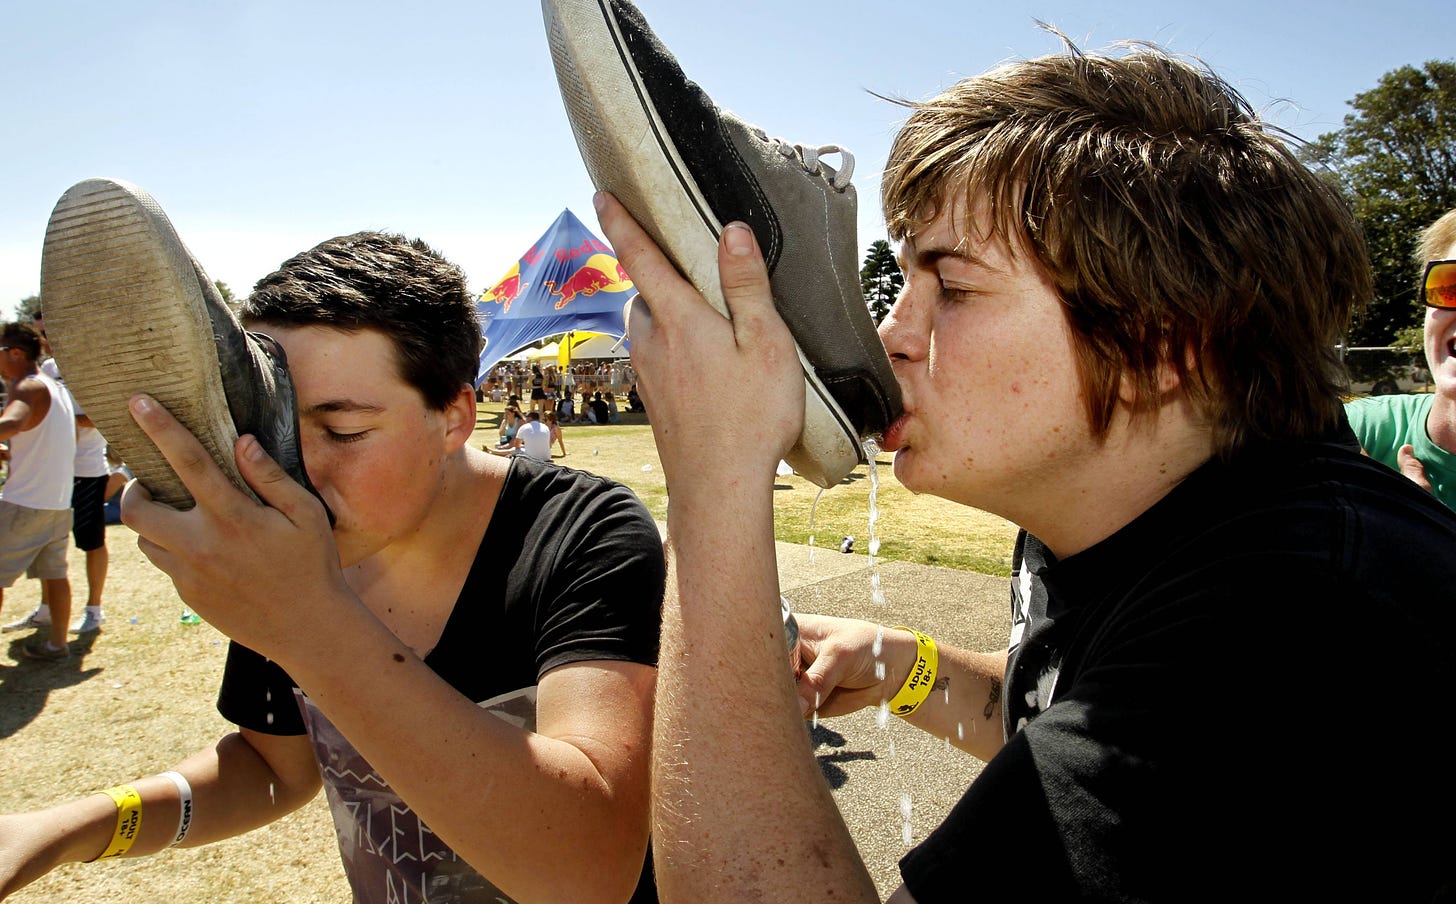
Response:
[887,627,938,717]
[95,785,143,861]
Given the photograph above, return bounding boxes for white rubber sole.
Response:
[41,179,243,510]
[544,0,862,488]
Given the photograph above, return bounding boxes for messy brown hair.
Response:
[882,38,1371,455]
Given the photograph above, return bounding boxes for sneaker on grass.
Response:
[1,609,51,633]
[70,609,105,635]
[21,640,70,662]
[542,0,902,488]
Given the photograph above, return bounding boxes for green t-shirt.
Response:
[1344,393,1456,510]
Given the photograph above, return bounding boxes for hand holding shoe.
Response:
[597,192,803,489]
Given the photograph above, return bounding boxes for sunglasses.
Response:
[1423,259,1456,309]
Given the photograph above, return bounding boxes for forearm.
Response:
[7,732,316,880]
[654,487,877,903]
[281,608,649,904]
[894,641,1007,763]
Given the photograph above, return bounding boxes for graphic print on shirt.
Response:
[296,687,537,904]
[1004,533,1061,737]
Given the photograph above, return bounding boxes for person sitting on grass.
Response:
[493,403,523,453]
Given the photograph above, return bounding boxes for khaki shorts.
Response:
[0,500,73,586]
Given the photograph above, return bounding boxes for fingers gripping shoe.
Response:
[543,0,903,488]
[41,178,318,511]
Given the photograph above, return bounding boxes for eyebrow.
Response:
[304,400,386,416]
[903,245,1002,276]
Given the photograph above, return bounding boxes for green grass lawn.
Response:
[473,399,1019,576]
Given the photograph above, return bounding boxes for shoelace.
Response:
[753,128,855,191]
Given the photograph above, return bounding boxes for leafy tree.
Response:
[14,294,41,322]
[215,280,239,313]
[1301,60,1456,346]
[859,239,902,324]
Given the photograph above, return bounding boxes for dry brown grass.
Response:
[1,526,348,903]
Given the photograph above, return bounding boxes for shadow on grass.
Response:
[0,630,103,740]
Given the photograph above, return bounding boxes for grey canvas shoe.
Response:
[41,178,318,512]
[542,0,903,488]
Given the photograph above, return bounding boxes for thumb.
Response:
[235,435,324,526]
[1397,443,1434,494]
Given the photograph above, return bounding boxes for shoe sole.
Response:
[42,179,243,510]
[544,0,862,488]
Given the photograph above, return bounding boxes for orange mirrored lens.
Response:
[1426,261,1456,309]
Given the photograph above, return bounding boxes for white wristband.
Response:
[158,771,193,846]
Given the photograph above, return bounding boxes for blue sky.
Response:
[3,0,1452,319]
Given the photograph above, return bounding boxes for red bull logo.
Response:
[481,262,527,313]
[544,253,634,309]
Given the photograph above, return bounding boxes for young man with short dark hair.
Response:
[0,180,663,904]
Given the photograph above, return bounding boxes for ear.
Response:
[442,385,478,452]
[1117,341,1189,406]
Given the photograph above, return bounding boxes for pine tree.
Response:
[859,239,902,324]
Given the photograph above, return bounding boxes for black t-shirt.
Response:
[901,438,1456,903]
[218,456,664,902]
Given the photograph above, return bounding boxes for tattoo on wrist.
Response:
[985,679,1001,720]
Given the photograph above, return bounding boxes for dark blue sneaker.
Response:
[42,179,318,512]
[543,0,903,487]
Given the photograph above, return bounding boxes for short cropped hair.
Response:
[243,232,480,411]
[0,322,42,361]
[1416,209,1456,269]
[882,39,1371,455]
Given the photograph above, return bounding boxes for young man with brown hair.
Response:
[577,8,1455,900]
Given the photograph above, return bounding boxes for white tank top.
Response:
[71,397,109,479]
[2,371,77,510]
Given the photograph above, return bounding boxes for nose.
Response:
[878,280,929,365]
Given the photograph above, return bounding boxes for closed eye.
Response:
[325,428,370,444]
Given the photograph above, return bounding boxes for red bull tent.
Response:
[475,209,635,384]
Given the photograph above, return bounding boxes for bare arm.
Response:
[0,730,319,899]
[599,193,879,903]
[0,377,49,442]
[794,614,1008,763]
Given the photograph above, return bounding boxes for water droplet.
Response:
[874,661,886,681]
[266,712,274,725]
[640,464,652,472]
[899,793,913,820]
[877,700,890,729]
[956,722,965,741]
[888,738,897,757]
[268,782,276,805]
[592,448,599,455]
[872,625,885,658]
[863,438,884,607]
